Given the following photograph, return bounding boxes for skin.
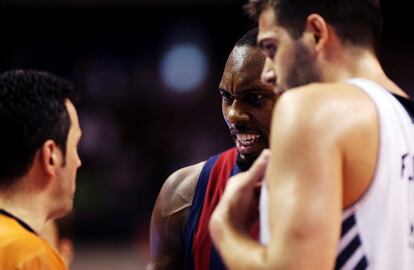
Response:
[220,46,276,168]
[209,7,409,270]
[51,100,82,219]
[148,45,276,270]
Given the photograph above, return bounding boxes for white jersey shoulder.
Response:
[260,78,414,270]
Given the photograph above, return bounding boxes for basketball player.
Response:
[210,0,414,269]
[0,70,82,270]
[149,29,276,270]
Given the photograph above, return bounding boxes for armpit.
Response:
[158,161,205,218]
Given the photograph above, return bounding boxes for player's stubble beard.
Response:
[236,41,321,171]
[282,40,322,90]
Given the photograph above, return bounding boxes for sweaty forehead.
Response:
[229,46,252,71]
[225,46,264,77]
[220,46,265,92]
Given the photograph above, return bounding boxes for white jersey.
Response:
[260,78,414,270]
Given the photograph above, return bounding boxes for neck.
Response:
[324,48,383,81]
[322,47,408,97]
[0,181,48,233]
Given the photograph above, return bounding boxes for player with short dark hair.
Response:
[149,29,277,270]
[210,1,414,269]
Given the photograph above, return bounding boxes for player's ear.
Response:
[304,13,329,52]
[40,140,62,177]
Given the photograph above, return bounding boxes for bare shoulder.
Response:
[156,161,206,218]
[273,83,378,207]
[274,82,377,142]
[149,161,205,269]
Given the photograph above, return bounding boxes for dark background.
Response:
[0,0,412,266]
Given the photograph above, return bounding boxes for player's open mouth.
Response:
[236,133,260,145]
[234,133,261,154]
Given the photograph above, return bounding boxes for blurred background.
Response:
[0,0,413,269]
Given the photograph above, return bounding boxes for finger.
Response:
[246,149,270,185]
[223,149,270,198]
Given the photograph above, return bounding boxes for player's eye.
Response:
[220,90,234,104]
[260,40,277,59]
[247,93,265,103]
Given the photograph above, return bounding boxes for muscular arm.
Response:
[210,83,377,270]
[148,161,205,270]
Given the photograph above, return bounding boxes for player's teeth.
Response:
[236,134,260,141]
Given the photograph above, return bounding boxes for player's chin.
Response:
[62,201,74,217]
[63,193,75,214]
[52,202,73,220]
[241,149,262,163]
[236,142,268,165]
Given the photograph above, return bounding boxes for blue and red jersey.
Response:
[183,148,258,270]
